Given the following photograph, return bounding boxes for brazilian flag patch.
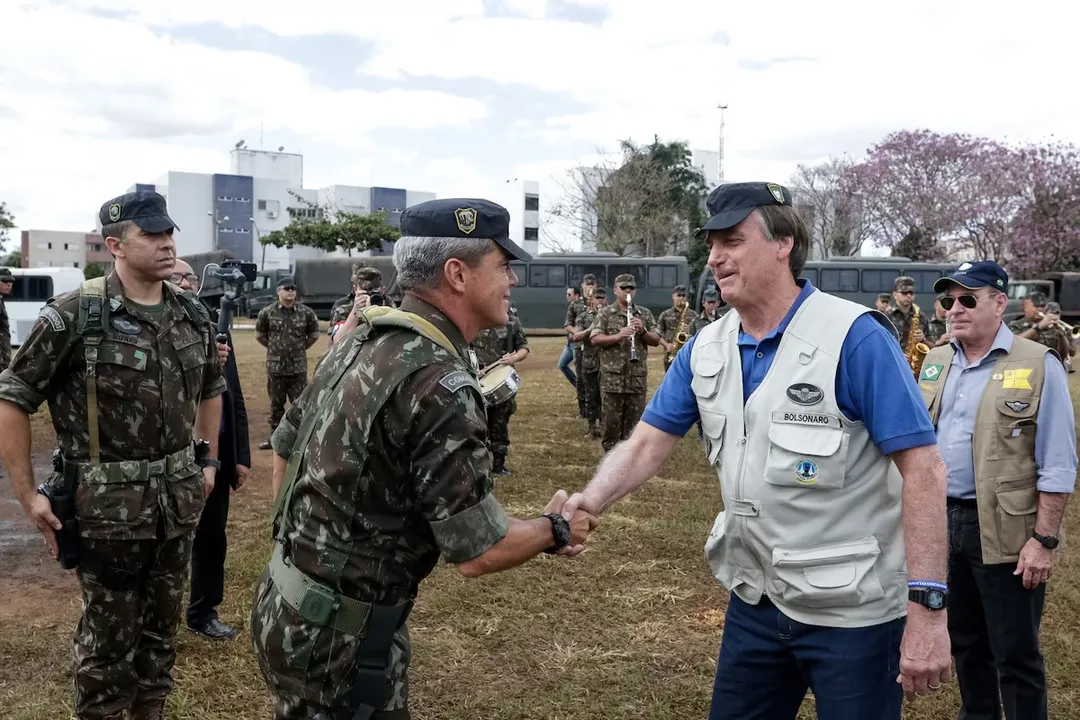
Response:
[920,363,943,381]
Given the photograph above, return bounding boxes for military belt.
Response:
[270,543,391,636]
[70,444,196,483]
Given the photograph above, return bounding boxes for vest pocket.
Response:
[995,484,1038,557]
[764,423,849,489]
[698,409,725,465]
[770,536,885,609]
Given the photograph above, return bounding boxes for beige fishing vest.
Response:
[690,290,906,628]
[918,336,1050,564]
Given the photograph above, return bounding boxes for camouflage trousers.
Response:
[601,391,646,452]
[581,370,601,423]
[574,349,585,415]
[268,373,307,433]
[486,396,516,456]
[73,532,195,719]
[251,569,412,719]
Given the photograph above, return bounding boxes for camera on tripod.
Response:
[202,260,258,343]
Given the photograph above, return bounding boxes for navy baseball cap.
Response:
[673,284,688,295]
[697,182,794,235]
[277,275,297,289]
[933,261,1009,294]
[99,191,179,234]
[703,289,720,302]
[399,198,532,262]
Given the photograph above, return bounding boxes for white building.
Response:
[691,149,721,190]
[490,179,541,257]
[119,149,436,269]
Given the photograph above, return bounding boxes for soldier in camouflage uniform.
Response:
[657,284,694,371]
[251,198,596,720]
[471,305,529,475]
[589,273,661,451]
[564,283,588,416]
[691,288,722,335]
[0,266,12,368]
[255,276,320,450]
[572,286,607,439]
[926,294,951,347]
[886,275,930,347]
[327,265,387,350]
[1009,292,1072,365]
[0,191,226,720]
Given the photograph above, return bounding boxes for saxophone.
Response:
[904,304,931,378]
[666,303,691,364]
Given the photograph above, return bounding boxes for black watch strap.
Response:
[1033,532,1059,549]
[908,587,948,611]
[543,513,571,554]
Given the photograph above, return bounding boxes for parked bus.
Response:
[508,253,690,330]
[694,257,960,313]
[6,267,85,347]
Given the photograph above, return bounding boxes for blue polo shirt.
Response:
[641,279,937,456]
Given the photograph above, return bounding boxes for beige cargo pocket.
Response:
[991,398,1039,471]
[704,510,760,593]
[995,483,1038,557]
[698,409,726,465]
[771,536,885,609]
[764,417,849,489]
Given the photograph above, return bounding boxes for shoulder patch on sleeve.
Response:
[39,306,66,332]
[439,370,480,394]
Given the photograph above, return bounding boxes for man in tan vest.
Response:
[562,182,953,719]
[919,260,1076,720]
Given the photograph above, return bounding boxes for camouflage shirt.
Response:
[328,293,354,333]
[575,306,601,372]
[1008,317,1070,358]
[256,300,320,375]
[0,295,9,368]
[270,295,509,604]
[589,302,658,393]
[0,272,227,539]
[691,309,722,336]
[927,317,948,344]
[887,305,930,345]
[657,305,695,344]
[565,297,586,348]
[471,313,528,369]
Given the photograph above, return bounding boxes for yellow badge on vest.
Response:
[1002,368,1032,389]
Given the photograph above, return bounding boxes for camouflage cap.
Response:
[894,276,915,292]
[703,288,719,302]
[0,267,13,281]
[353,266,383,290]
[592,286,607,298]
[582,273,597,283]
[613,273,636,288]
[672,284,688,295]
[277,275,297,289]
[1028,291,1048,307]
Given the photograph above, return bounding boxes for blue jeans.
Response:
[709,594,904,720]
[557,342,577,386]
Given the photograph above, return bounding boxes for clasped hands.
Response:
[542,490,599,555]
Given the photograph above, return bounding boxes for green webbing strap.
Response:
[76,277,109,465]
[269,309,467,538]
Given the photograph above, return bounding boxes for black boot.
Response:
[492,453,511,476]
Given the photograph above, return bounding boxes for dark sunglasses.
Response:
[619,285,635,290]
[281,286,297,291]
[939,294,987,311]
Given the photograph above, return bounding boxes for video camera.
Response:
[202,260,258,344]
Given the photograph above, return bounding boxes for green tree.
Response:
[259,203,400,259]
[84,262,109,279]
[0,202,14,246]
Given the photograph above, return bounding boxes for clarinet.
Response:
[628,297,639,362]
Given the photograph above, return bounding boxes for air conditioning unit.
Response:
[267,210,278,219]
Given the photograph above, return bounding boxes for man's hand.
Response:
[1014,538,1055,589]
[558,492,602,557]
[26,493,62,558]
[499,352,517,365]
[630,317,644,333]
[216,341,230,365]
[235,464,250,490]
[912,327,925,343]
[897,606,952,698]
[352,292,371,313]
[543,490,599,550]
[202,466,216,498]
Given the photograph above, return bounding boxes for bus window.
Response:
[861,269,901,292]
[911,270,943,293]
[800,268,819,286]
[510,262,528,285]
[568,264,605,288]
[647,265,679,290]
[614,265,647,287]
[819,269,859,293]
[529,265,567,287]
[11,276,54,301]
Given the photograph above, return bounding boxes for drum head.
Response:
[481,363,513,390]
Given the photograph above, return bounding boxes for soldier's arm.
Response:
[399,366,593,575]
[269,391,308,498]
[255,309,270,347]
[304,308,320,349]
[641,309,662,346]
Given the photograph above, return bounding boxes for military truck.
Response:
[244,256,400,320]
[1005,271,1080,326]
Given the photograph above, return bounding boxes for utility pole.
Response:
[717,103,728,185]
[207,209,229,251]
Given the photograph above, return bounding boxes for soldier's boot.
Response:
[585,421,599,439]
[258,439,272,450]
[492,453,512,476]
[128,699,165,720]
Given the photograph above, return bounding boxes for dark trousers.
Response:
[187,476,232,626]
[948,502,1048,720]
[708,594,903,720]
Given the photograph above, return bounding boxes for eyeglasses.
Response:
[939,293,989,311]
[619,285,635,290]
[896,290,914,296]
[170,273,198,284]
[281,286,297,291]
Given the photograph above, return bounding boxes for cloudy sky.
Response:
[2,0,1078,251]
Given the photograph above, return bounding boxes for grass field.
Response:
[2,332,1080,719]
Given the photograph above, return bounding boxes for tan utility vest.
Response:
[918,335,1049,564]
[690,290,906,628]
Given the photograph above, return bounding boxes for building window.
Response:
[525,195,539,212]
[74,262,79,268]
[258,199,267,210]
[524,227,539,241]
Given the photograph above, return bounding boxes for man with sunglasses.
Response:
[918,261,1076,720]
[887,275,930,349]
[254,276,320,450]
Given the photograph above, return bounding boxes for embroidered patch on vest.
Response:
[795,460,818,485]
[111,316,142,334]
[39,306,66,332]
[786,383,823,406]
[440,370,478,394]
[1004,400,1030,413]
[920,364,943,381]
[773,411,841,429]
[1002,368,1032,390]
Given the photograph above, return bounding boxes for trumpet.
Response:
[1035,311,1080,338]
[628,297,639,362]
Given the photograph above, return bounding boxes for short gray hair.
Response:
[393,236,498,291]
[100,220,134,244]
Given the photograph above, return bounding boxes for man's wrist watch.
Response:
[543,513,571,554]
[1033,532,1060,550]
[908,587,948,611]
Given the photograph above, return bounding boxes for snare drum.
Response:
[479,364,520,406]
